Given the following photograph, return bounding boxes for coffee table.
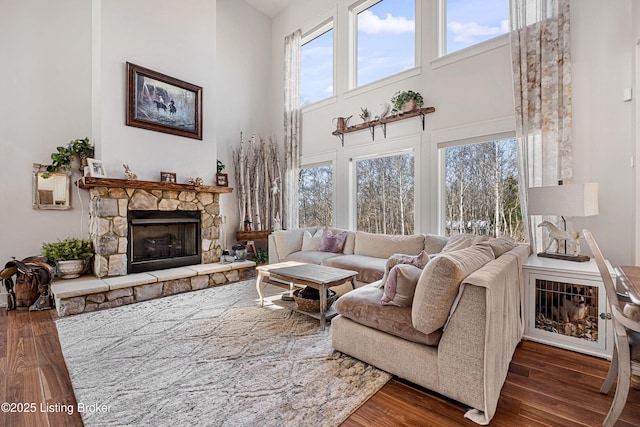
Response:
[256,262,357,330]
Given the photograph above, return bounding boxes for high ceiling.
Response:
[243,0,295,17]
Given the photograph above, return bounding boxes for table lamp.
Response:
[527,182,599,262]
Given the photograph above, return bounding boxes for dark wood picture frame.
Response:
[160,171,177,183]
[126,62,202,140]
[216,173,228,187]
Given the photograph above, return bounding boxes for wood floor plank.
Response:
[2,307,640,427]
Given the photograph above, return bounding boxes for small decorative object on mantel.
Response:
[87,158,106,178]
[188,177,203,186]
[160,171,176,182]
[244,219,252,232]
[123,164,137,180]
[390,90,424,113]
[359,107,371,123]
[216,159,228,187]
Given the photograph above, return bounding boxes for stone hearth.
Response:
[80,177,233,278]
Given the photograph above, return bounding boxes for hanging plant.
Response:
[43,137,94,178]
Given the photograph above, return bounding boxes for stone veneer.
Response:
[89,186,221,277]
[52,262,256,316]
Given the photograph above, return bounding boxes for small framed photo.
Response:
[160,171,177,183]
[216,173,228,187]
[87,158,106,178]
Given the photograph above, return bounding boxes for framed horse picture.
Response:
[126,62,203,140]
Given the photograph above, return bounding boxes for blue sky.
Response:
[300,0,510,105]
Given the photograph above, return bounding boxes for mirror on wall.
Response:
[32,163,72,210]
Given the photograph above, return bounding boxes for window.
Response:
[353,0,415,87]
[356,152,414,235]
[443,138,525,241]
[301,22,334,106]
[298,164,333,227]
[445,0,509,55]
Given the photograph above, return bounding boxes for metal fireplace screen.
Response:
[534,279,598,342]
[128,210,201,273]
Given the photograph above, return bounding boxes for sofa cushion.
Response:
[379,251,430,289]
[273,229,306,260]
[301,229,323,251]
[283,251,343,264]
[424,234,449,254]
[335,283,442,346]
[381,264,423,307]
[354,231,425,259]
[322,254,387,284]
[441,233,488,253]
[412,243,494,335]
[318,227,348,253]
[486,236,516,258]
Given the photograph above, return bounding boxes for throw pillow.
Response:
[378,250,430,288]
[487,236,516,258]
[317,227,348,253]
[441,233,489,253]
[301,229,323,251]
[273,229,305,260]
[381,264,423,307]
[411,243,494,335]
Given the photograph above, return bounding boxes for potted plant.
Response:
[390,90,424,113]
[43,137,94,178]
[41,237,94,279]
[359,107,371,123]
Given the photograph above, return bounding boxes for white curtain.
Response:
[283,29,302,230]
[510,0,573,252]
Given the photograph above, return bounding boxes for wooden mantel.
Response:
[77,176,233,194]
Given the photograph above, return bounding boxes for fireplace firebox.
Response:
[128,210,201,273]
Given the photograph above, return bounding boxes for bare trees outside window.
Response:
[298,164,333,228]
[444,138,525,241]
[356,153,414,235]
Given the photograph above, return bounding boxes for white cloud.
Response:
[448,19,509,43]
[358,10,414,34]
[323,85,333,95]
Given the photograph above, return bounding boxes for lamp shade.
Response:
[527,183,599,217]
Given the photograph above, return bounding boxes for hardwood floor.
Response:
[1,309,638,427]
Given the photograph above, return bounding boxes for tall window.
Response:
[299,164,333,227]
[444,138,525,241]
[354,0,415,87]
[301,22,333,106]
[445,0,509,55]
[356,152,414,235]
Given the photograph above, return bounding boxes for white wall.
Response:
[269,0,639,266]
[216,0,274,245]
[0,0,273,280]
[0,0,92,265]
[97,0,217,183]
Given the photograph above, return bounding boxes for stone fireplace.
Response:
[81,177,232,278]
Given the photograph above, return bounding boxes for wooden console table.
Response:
[236,230,271,255]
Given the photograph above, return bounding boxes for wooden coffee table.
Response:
[256,262,357,330]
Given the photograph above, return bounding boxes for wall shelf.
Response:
[331,107,435,146]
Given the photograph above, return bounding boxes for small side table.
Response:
[236,230,271,256]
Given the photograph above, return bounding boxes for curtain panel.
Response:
[283,29,302,230]
[510,0,573,252]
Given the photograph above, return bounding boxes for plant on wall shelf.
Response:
[359,107,371,122]
[217,159,225,174]
[43,137,94,178]
[390,90,424,113]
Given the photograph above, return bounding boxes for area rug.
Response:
[56,280,391,427]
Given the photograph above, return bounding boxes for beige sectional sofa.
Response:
[268,227,448,286]
[269,227,530,424]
